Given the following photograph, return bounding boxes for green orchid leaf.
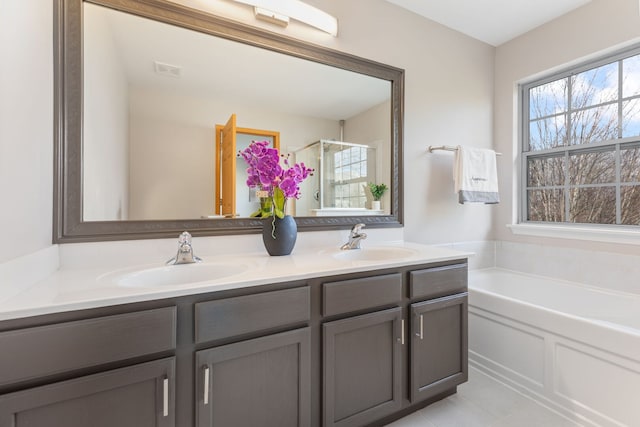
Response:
[273,188,285,213]
[273,187,286,218]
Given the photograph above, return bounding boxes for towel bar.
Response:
[427,145,502,156]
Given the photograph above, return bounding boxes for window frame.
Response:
[519,44,640,229]
[332,145,370,209]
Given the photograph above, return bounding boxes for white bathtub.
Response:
[468,268,640,427]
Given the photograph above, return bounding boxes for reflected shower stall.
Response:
[294,140,379,216]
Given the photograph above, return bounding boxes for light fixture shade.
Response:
[231,0,338,36]
[254,7,290,27]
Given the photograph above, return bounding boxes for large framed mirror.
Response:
[54,0,404,242]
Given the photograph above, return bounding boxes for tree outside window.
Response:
[523,49,640,226]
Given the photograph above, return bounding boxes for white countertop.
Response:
[0,242,471,321]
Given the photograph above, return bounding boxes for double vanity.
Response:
[0,242,469,427]
[21,0,471,424]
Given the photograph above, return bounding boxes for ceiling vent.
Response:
[154,61,182,78]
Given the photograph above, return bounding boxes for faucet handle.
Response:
[178,231,192,245]
[351,223,366,235]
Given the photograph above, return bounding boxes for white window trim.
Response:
[517,44,640,234]
[507,223,640,245]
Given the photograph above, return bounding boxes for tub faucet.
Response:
[341,223,367,250]
[167,231,202,265]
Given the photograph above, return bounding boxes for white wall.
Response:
[493,0,640,256]
[83,5,130,221]
[0,1,53,263]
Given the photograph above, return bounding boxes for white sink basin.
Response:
[110,262,249,288]
[332,246,417,262]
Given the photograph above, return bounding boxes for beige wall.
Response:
[493,0,640,255]
[128,113,215,219]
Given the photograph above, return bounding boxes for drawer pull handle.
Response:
[162,378,169,417]
[400,319,405,345]
[204,367,210,405]
[419,314,424,340]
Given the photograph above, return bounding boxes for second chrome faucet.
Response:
[340,223,367,250]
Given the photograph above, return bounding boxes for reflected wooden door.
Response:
[217,114,237,217]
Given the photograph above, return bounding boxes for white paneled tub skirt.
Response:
[468,268,640,427]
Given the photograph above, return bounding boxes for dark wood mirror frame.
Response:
[53,0,404,242]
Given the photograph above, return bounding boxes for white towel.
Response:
[453,146,499,204]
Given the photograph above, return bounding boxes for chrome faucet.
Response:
[167,231,202,265]
[340,223,367,250]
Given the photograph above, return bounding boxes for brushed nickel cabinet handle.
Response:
[419,314,424,340]
[401,319,405,345]
[204,367,210,405]
[163,378,169,417]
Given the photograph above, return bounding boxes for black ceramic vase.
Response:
[262,215,297,256]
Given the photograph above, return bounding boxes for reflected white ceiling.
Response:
[93,3,390,122]
[386,0,592,46]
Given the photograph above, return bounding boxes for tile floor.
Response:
[387,367,579,427]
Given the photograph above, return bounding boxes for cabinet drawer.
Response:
[323,273,402,317]
[0,307,176,387]
[0,357,175,427]
[409,264,467,300]
[195,286,310,344]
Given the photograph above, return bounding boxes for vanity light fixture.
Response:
[254,7,290,27]
[230,0,338,36]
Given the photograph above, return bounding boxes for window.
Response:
[521,47,640,227]
[332,145,369,208]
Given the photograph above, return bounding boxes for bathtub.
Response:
[468,268,640,427]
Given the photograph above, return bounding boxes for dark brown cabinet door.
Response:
[410,293,468,403]
[196,327,311,427]
[323,307,403,427]
[0,358,175,427]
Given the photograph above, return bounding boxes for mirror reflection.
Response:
[82,2,391,222]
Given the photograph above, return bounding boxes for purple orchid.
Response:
[238,140,314,218]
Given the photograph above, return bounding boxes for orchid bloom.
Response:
[238,140,314,218]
